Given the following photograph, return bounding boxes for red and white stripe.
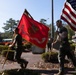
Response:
[61,2,76,31]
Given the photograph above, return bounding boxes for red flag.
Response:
[61,0,76,31]
[18,13,49,48]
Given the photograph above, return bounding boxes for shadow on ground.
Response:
[28,68,76,75]
[0,67,76,75]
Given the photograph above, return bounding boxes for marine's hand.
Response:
[56,31,59,35]
[9,45,12,48]
[51,43,54,47]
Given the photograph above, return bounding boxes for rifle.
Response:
[2,48,10,68]
[2,48,15,68]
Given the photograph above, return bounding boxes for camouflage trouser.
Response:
[58,46,76,72]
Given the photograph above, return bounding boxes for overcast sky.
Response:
[0,0,65,32]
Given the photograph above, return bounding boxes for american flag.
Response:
[61,0,76,31]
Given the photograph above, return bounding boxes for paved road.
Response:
[0,52,42,71]
[0,51,76,75]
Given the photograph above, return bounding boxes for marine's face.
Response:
[56,21,62,28]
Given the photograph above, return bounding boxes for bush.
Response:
[69,40,76,51]
[23,42,32,49]
[70,43,76,51]
[0,45,8,54]
[1,50,15,61]
[41,51,58,62]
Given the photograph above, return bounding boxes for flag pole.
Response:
[51,0,54,39]
[24,9,34,19]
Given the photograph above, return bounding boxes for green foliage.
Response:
[24,45,31,50]
[23,43,32,49]
[41,51,58,62]
[1,50,15,61]
[3,18,19,32]
[65,25,75,40]
[39,19,47,25]
[69,40,74,44]
[2,18,19,38]
[0,69,40,75]
[70,43,76,51]
[0,45,14,60]
[69,40,76,51]
[0,45,8,54]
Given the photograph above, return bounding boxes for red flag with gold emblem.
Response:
[18,13,49,48]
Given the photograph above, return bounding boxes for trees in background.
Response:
[65,25,75,40]
[0,18,74,40]
[39,18,56,39]
[2,18,19,38]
